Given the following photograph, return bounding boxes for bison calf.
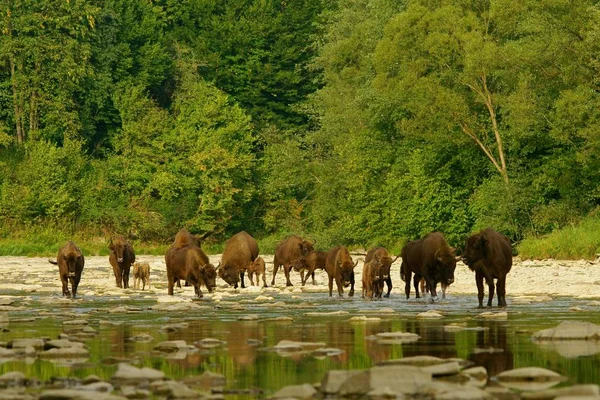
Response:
[462,228,512,308]
[247,257,267,287]
[365,247,398,298]
[291,250,327,286]
[362,259,382,299]
[133,262,150,290]
[48,241,84,298]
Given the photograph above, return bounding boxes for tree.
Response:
[0,0,99,143]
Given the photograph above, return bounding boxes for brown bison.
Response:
[419,278,448,299]
[462,228,512,308]
[271,236,315,286]
[400,232,457,301]
[247,256,267,287]
[165,229,217,297]
[48,241,85,298]
[362,259,382,299]
[291,250,327,286]
[133,262,150,290]
[325,246,359,297]
[108,235,136,289]
[172,228,204,249]
[364,247,398,298]
[217,231,259,289]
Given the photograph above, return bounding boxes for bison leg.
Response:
[328,274,334,297]
[413,275,421,299]
[497,275,507,307]
[240,271,246,289]
[123,267,130,289]
[404,269,413,299]
[299,269,306,286]
[383,277,392,298]
[113,265,122,288]
[348,272,355,297]
[61,275,71,298]
[487,278,495,307]
[335,277,344,297]
[271,256,280,286]
[248,271,255,286]
[284,265,293,287]
[168,274,175,296]
[475,270,485,308]
[71,276,80,299]
[261,272,268,288]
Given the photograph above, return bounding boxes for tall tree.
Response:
[0,0,99,143]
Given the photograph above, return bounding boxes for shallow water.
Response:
[2,286,600,398]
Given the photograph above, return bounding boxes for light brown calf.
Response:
[133,262,150,290]
[247,257,267,287]
[362,259,382,299]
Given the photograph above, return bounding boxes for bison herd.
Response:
[48,227,513,308]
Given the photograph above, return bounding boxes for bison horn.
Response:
[434,249,442,261]
[215,262,221,271]
[391,255,401,263]
[353,259,359,267]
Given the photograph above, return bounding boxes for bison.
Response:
[217,231,259,289]
[419,278,448,299]
[362,259,382,299]
[48,241,85,298]
[172,228,204,249]
[462,228,512,308]
[271,236,315,286]
[165,228,217,297]
[247,257,267,287]
[325,246,358,297]
[133,262,150,290]
[291,250,327,286]
[400,232,457,301]
[364,247,398,298]
[108,235,136,289]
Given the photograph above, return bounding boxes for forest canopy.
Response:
[1,0,600,252]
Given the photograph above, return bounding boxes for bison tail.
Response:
[48,259,58,265]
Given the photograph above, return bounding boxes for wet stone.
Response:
[38,389,127,400]
[521,384,600,400]
[112,363,165,382]
[271,383,317,399]
[320,370,364,394]
[8,339,45,350]
[0,371,27,387]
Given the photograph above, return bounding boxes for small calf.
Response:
[248,257,267,287]
[420,278,447,299]
[133,262,150,290]
[362,259,382,299]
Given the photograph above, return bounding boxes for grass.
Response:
[518,215,600,260]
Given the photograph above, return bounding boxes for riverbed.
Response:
[1,255,600,398]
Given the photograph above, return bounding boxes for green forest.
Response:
[1,0,600,257]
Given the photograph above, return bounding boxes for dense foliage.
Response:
[1,0,600,253]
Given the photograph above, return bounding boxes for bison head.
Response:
[64,251,81,278]
[217,263,239,287]
[376,254,393,281]
[201,263,217,292]
[434,248,457,286]
[109,237,128,263]
[462,234,486,271]
[338,258,358,287]
[299,239,315,256]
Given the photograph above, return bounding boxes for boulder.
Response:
[339,366,431,396]
[112,363,165,382]
[271,383,317,399]
[533,321,600,340]
[320,370,364,394]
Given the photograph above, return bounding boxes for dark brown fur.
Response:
[271,235,314,286]
[218,231,259,289]
[365,247,398,298]
[291,251,327,286]
[108,235,136,289]
[462,228,512,308]
[48,241,84,298]
[325,246,358,297]
[133,262,150,290]
[401,232,457,301]
[247,257,267,287]
[166,231,216,297]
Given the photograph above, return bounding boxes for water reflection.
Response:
[1,294,600,396]
[469,321,513,377]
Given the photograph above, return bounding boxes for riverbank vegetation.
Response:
[1,0,600,259]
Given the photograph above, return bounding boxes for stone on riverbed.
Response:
[494,367,567,391]
[112,363,165,382]
[8,338,45,350]
[271,383,317,399]
[39,389,126,400]
[533,321,600,340]
[339,366,432,396]
[321,370,364,394]
[0,371,27,387]
[416,310,444,319]
[521,384,600,400]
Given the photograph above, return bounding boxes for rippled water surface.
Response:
[2,284,600,398]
